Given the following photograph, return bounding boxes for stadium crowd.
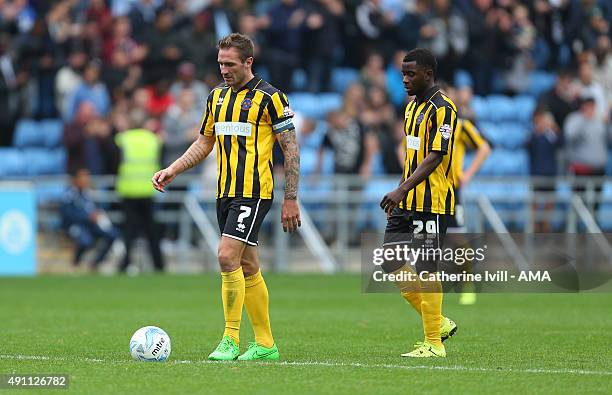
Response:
[0,0,610,179]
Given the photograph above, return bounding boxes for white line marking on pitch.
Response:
[1,354,610,377]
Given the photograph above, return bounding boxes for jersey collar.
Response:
[235,75,261,92]
[416,84,440,104]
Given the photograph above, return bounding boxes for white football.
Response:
[129,326,171,362]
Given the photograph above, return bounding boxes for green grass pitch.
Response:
[0,274,610,394]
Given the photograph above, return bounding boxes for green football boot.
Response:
[208,336,240,361]
[440,316,458,342]
[237,342,280,361]
[401,341,446,358]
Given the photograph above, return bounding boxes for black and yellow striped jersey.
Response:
[200,76,294,199]
[399,85,458,215]
[452,118,487,189]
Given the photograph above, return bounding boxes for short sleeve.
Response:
[267,91,295,134]
[460,119,486,150]
[428,105,457,154]
[199,92,215,136]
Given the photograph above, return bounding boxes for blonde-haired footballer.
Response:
[152,33,301,361]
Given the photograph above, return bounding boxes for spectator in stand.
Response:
[63,101,118,175]
[61,167,120,272]
[55,47,86,117]
[0,33,24,146]
[15,18,59,119]
[590,35,612,111]
[146,78,173,118]
[504,3,537,93]
[564,96,609,178]
[354,0,395,63]
[199,0,235,41]
[101,47,142,102]
[340,82,367,120]
[576,61,608,121]
[303,0,345,92]
[529,108,561,179]
[261,0,305,92]
[317,109,373,177]
[385,49,408,110]
[162,88,200,169]
[60,168,119,271]
[102,16,147,66]
[359,52,386,90]
[537,69,580,128]
[169,62,208,104]
[65,60,111,121]
[128,0,161,42]
[86,0,113,38]
[417,0,468,84]
[181,11,219,84]
[528,108,561,231]
[395,0,429,60]
[361,85,396,176]
[142,7,183,84]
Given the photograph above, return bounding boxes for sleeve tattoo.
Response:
[174,135,215,173]
[276,129,300,200]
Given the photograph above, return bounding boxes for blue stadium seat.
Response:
[300,120,327,149]
[40,119,64,147]
[525,71,556,97]
[463,180,530,230]
[23,148,67,175]
[291,69,307,91]
[370,152,385,176]
[360,178,399,232]
[606,150,612,175]
[13,119,44,148]
[454,69,473,88]
[331,68,359,94]
[289,93,342,120]
[471,96,488,122]
[479,122,528,150]
[36,181,68,205]
[471,149,529,176]
[0,148,27,177]
[486,95,515,122]
[597,182,612,231]
[300,147,318,175]
[513,95,537,124]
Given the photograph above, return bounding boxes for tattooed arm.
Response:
[152,135,215,192]
[276,128,301,232]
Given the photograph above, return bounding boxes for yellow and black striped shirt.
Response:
[452,118,487,189]
[200,76,294,199]
[399,85,458,215]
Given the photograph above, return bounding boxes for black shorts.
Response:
[447,203,465,230]
[217,197,272,246]
[447,188,464,230]
[382,208,450,273]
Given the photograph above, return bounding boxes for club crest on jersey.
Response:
[439,124,452,139]
[282,106,294,118]
[241,98,253,110]
[416,113,424,125]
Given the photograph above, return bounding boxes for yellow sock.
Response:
[221,267,245,344]
[401,291,422,316]
[244,270,274,348]
[392,264,422,316]
[420,278,443,348]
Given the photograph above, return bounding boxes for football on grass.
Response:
[129,326,171,362]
